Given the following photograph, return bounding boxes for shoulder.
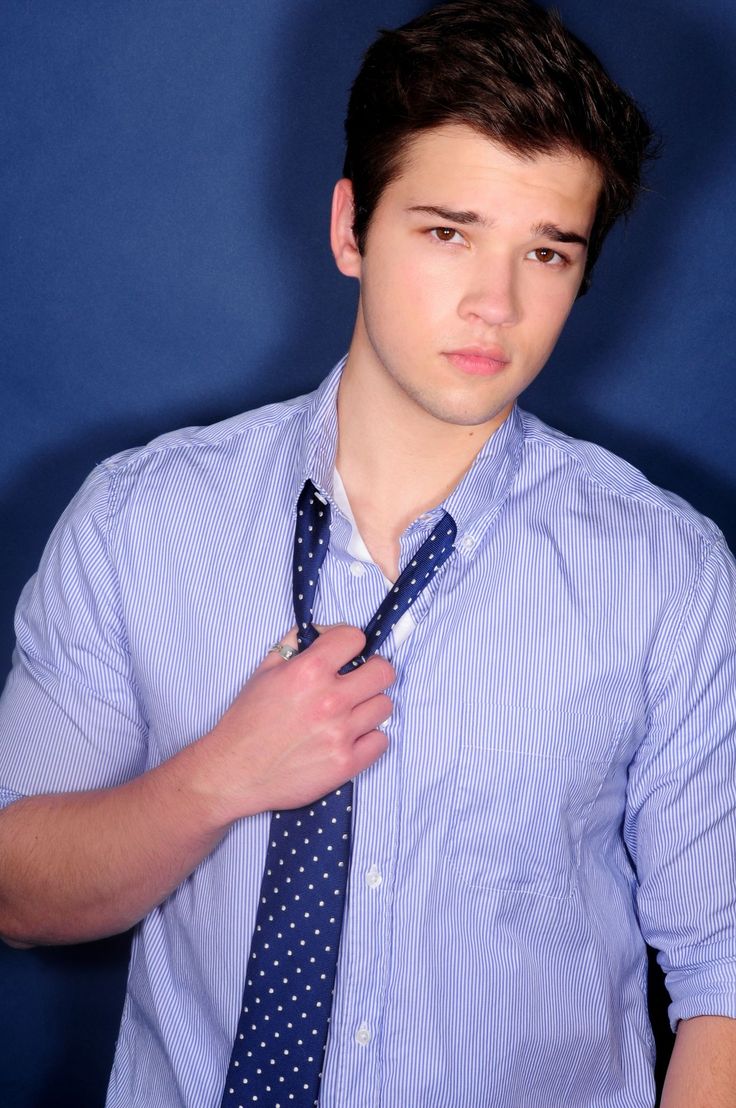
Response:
[78,386,321,541]
[518,408,724,554]
[104,389,312,487]
[33,385,323,582]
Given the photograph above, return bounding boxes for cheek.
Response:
[524,281,579,350]
[365,256,443,333]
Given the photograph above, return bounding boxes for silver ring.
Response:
[269,641,297,661]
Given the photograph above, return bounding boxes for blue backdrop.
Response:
[1,2,734,1104]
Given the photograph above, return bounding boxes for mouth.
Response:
[444,347,510,376]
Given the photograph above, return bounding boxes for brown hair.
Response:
[343,0,656,292]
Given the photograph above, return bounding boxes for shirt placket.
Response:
[316,510,455,1108]
[303,513,389,1107]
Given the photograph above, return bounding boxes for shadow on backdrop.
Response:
[527,1,736,545]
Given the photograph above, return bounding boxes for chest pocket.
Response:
[444,704,622,900]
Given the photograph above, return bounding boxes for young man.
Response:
[1,2,735,1105]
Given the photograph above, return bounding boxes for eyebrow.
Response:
[407,206,589,248]
[408,204,487,226]
[531,222,589,248]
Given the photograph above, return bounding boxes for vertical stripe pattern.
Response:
[1,361,736,1108]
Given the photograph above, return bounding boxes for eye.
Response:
[527,247,568,266]
[429,227,465,245]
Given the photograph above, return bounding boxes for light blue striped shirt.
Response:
[2,361,736,1107]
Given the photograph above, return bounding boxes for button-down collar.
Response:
[296,358,524,558]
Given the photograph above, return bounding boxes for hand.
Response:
[202,625,394,823]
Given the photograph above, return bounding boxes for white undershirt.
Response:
[332,470,416,649]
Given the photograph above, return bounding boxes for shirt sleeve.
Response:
[0,464,149,804]
[624,536,736,1028]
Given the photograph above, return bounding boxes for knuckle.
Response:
[328,721,349,749]
[297,651,325,684]
[316,690,341,720]
[333,745,354,775]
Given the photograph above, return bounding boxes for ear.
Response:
[330,179,362,279]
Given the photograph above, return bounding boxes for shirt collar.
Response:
[295,357,525,554]
[295,357,345,502]
[441,404,524,556]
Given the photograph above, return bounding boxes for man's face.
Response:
[332,124,601,433]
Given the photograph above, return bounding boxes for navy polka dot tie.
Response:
[220,480,456,1107]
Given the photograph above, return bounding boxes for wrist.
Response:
[160,723,266,836]
[147,733,239,841]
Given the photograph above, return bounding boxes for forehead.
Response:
[387,124,602,232]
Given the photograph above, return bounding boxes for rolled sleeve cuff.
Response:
[667,960,736,1030]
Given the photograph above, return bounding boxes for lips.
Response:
[444,347,510,376]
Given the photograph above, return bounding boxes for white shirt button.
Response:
[365,864,383,889]
[458,534,477,554]
[355,1021,372,1046]
[349,561,367,577]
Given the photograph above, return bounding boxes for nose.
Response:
[457,254,520,328]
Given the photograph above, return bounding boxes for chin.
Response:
[418,393,514,430]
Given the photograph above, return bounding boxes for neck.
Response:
[334,347,503,578]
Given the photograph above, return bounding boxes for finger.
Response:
[338,654,396,699]
[350,727,390,776]
[349,693,393,736]
[259,626,299,671]
[305,624,367,668]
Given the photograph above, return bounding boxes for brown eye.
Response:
[432,227,460,242]
[533,247,561,264]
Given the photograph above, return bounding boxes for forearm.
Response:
[661,1015,736,1108]
[0,625,392,947]
[0,737,231,946]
